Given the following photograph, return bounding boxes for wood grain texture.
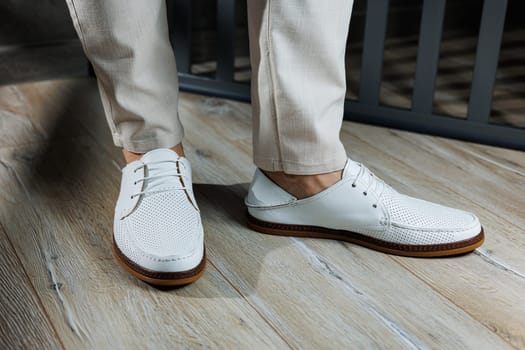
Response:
[0,78,523,349]
[0,224,63,350]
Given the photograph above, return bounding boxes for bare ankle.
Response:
[122,143,185,164]
[263,169,343,199]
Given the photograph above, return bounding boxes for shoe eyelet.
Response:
[363,191,367,196]
[351,184,356,188]
[372,204,377,208]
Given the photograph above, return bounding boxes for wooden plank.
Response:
[301,239,514,350]
[0,224,63,349]
[465,144,525,175]
[0,80,89,148]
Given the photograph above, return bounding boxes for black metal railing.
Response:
[168,0,525,151]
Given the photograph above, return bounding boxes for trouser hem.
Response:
[254,155,347,175]
[113,129,184,154]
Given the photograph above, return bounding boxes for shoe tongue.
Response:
[141,148,181,164]
[342,158,362,180]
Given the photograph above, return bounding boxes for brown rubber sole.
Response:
[247,213,485,257]
[113,239,206,286]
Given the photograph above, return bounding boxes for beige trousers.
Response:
[65,0,353,174]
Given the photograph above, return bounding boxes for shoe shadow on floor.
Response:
[192,183,293,298]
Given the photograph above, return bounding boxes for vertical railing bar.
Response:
[171,0,193,74]
[216,0,236,82]
[167,1,175,44]
[359,0,390,105]
[467,0,507,123]
[411,0,446,114]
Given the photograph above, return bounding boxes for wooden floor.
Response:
[0,78,524,349]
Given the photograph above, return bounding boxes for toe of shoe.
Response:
[391,194,483,244]
[389,209,483,246]
[448,210,482,242]
[115,234,205,273]
[114,218,205,273]
[136,243,204,273]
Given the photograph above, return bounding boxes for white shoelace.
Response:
[351,163,389,208]
[130,160,187,199]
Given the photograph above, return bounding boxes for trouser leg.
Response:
[248,0,353,175]
[65,0,183,152]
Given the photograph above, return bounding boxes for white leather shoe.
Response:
[113,148,205,285]
[245,159,484,257]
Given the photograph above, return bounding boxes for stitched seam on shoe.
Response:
[245,199,296,210]
[114,241,206,279]
[123,242,200,263]
[116,236,201,263]
[141,186,191,196]
[391,221,479,233]
[249,214,484,252]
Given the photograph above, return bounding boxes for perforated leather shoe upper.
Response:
[114,149,204,272]
[245,159,482,246]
